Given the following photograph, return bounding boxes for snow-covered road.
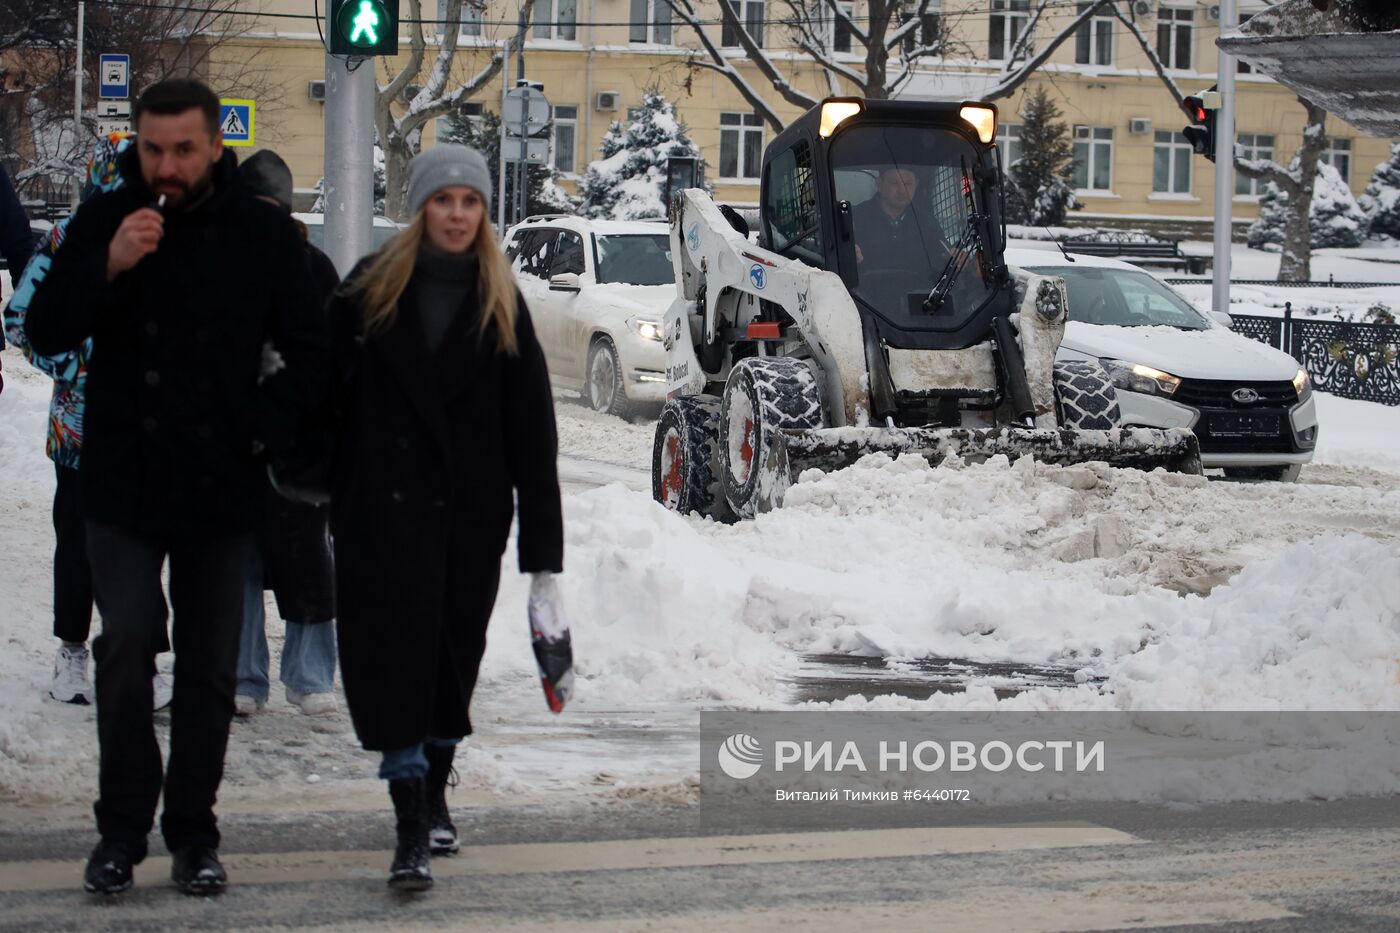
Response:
[2,352,1398,819]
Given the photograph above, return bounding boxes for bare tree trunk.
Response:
[382,145,412,222]
[1277,100,1328,282]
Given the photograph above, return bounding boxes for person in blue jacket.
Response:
[0,161,35,393]
[3,133,172,708]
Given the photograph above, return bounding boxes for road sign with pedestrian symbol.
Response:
[218,100,255,147]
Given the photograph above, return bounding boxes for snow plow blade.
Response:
[776,425,1203,481]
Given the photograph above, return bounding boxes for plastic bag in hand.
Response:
[528,573,573,713]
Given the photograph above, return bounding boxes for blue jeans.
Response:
[379,737,460,781]
[236,545,337,701]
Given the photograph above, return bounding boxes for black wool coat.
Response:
[24,149,329,536]
[259,242,342,623]
[327,256,563,751]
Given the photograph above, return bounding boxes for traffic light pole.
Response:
[1212,0,1237,316]
[322,51,376,276]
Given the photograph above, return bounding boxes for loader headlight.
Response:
[629,317,664,341]
[819,100,863,137]
[959,104,997,144]
[1293,367,1312,403]
[1101,359,1181,397]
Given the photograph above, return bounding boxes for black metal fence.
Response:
[1230,305,1400,406]
[1166,277,1397,289]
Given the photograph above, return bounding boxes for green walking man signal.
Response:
[329,0,399,56]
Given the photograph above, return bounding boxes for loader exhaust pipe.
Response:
[992,316,1036,425]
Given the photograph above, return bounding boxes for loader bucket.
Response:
[771,425,1202,498]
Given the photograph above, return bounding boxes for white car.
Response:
[504,215,673,419]
[1006,247,1318,481]
[292,213,403,258]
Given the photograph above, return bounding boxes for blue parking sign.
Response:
[218,100,255,147]
[99,54,129,100]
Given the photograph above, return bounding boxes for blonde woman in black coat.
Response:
[325,145,563,890]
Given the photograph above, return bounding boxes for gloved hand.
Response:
[528,572,573,713]
[258,341,285,384]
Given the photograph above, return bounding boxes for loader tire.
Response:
[720,357,823,519]
[652,395,730,519]
[1052,360,1122,431]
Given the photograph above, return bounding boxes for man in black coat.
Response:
[25,79,329,896]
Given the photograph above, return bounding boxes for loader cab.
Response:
[759,98,1013,351]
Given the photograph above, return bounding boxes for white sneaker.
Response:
[285,688,337,717]
[50,645,91,704]
[234,694,266,717]
[152,672,174,712]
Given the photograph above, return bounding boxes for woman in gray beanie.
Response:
[323,144,567,891]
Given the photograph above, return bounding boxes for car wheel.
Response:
[1223,464,1302,483]
[585,338,635,421]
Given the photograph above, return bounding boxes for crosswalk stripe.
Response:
[0,823,1137,893]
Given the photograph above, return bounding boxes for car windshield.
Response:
[830,125,996,330]
[594,234,673,285]
[1027,266,1209,330]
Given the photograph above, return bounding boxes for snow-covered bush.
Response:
[1247,162,1365,250]
[577,90,705,221]
[1310,162,1366,248]
[1360,142,1400,240]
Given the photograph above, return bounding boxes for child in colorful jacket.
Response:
[3,132,171,706]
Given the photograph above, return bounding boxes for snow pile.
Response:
[576,90,706,221]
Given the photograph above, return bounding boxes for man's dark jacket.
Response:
[25,148,329,535]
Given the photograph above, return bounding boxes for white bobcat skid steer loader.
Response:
[651,98,1201,520]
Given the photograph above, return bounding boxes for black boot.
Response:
[424,744,459,856]
[387,778,433,891]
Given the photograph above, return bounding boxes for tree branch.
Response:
[985,0,1116,100]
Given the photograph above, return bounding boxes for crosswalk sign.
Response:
[218,99,255,147]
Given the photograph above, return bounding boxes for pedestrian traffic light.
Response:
[1181,88,1217,163]
[329,0,399,57]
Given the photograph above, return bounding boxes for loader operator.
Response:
[852,166,948,272]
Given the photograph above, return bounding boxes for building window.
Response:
[1156,6,1193,71]
[459,1,482,37]
[436,101,483,144]
[722,0,766,49]
[1235,133,1274,196]
[1321,138,1352,184]
[988,0,1030,61]
[1075,2,1113,66]
[819,2,859,53]
[900,2,942,57]
[533,0,577,40]
[1236,12,1253,72]
[1072,125,1113,192]
[720,112,763,179]
[1153,130,1192,194]
[995,121,1023,172]
[629,0,672,44]
[552,105,578,174]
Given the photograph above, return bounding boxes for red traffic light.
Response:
[1182,96,1208,123]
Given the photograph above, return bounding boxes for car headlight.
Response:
[1293,367,1312,403]
[628,318,663,341]
[1100,359,1181,397]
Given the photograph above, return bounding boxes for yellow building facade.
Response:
[219,1,1395,233]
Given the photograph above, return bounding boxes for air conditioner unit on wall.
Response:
[1129,117,1152,134]
[1207,4,1221,21]
[308,80,326,102]
[595,91,620,112]
[1132,0,1151,15]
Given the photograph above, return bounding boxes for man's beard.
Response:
[153,164,216,210]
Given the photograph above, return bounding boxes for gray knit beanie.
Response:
[405,144,492,218]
